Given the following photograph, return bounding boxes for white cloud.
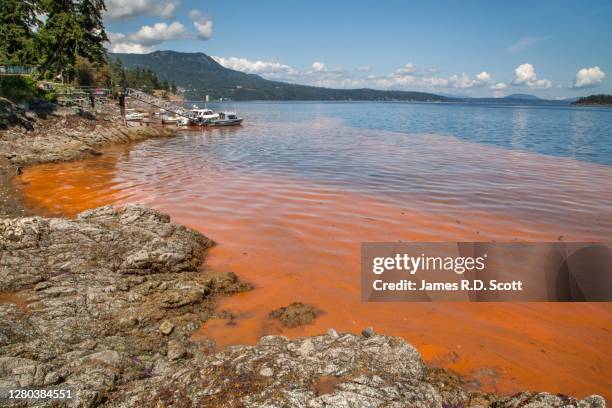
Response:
[512,63,536,84]
[312,62,326,72]
[573,66,606,88]
[445,71,491,89]
[107,22,188,53]
[107,32,154,53]
[507,36,549,53]
[512,63,552,88]
[212,56,298,79]
[110,42,154,54]
[475,71,491,82]
[127,22,188,46]
[395,63,416,75]
[490,82,508,90]
[105,0,180,20]
[213,56,504,95]
[108,32,153,54]
[188,10,213,40]
[356,66,371,72]
[449,73,475,88]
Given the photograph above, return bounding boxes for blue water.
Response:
[205,101,612,166]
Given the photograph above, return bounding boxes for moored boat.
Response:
[207,111,243,127]
[191,109,219,125]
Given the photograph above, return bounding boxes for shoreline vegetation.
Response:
[572,94,612,106]
[0,95,607,407]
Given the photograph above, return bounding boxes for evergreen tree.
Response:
[0,0,41,65]
[36,0,108,78]
[110,58,126,89]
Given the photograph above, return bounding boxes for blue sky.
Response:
[105,0,612,98]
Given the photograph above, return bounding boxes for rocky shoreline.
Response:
[0,99,606,407]
[0,206,605,407]
[0,97,174,218]
[0,205,251,407]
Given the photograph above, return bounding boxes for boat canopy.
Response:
[191,109,214,114]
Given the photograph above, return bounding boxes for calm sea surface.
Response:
[205,101,612,165]
[17,101,612,397]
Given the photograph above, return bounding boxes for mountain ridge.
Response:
[110,50,452,102]
[110,51,576,105]
[504,93,542,100]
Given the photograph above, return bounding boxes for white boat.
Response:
[191,109,219,124]
[207,111,243,127]
[172,108,243,127]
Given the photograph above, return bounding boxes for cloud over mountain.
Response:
[211,56,500,93]
[129,22,188,45]
[188,10,213,40]
[108,22,188,53]
[212,57,298,79]
[107,32,154,54]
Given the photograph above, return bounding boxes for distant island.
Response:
[572,94,612,106]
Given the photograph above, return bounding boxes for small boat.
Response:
[191,109,219,125]
[207,111,243,127]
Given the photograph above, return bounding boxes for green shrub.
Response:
[40,89,57,103]
[0,76,57,103]
[0,76,38,102]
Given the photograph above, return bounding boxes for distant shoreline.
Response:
[572,94,612,106]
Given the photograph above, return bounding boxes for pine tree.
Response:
[0,0,41,65]
[36,0,108,78]
[76,0,107,65]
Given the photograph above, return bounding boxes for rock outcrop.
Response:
[0,97,34,131]
[0,205,249,407]
[110,333,605,408]
[269,302,320,328]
